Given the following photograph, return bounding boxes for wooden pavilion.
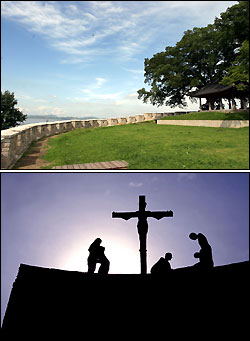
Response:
[189,83,248,111]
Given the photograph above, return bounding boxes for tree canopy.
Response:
[138,1,249,108]
[1,91,27,130]
[220,40,249,91]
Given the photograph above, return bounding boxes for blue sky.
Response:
[1,1,237,119]
[1,172,249,323]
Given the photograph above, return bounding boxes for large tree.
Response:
[214,1,249,52]
[138,24,225,108]
[138,1,249,108]
[220,40,249,91]
[1,91,27,130]
[216,1,249,91]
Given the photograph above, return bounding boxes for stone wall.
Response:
[1,113,165,169]
[157,120,249,128]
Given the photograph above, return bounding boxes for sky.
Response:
[1,172,249,323]
[1,1,238,119]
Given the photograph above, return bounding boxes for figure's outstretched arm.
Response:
[112,211,138,220]
[147,210,173,220]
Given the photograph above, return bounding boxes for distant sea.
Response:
[20,116,98,125]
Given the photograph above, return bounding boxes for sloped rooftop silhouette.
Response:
[2,261,249,336]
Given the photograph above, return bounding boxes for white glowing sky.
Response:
[1,172,249,323]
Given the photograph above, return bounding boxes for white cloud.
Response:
[1,1,89,39]
[124,68,144,75]
[52,38,98,53]
[84,12,97,21]
[50,107,68,116]
[1,1,237,64]
[2,1,238,118]
[15,89,199,119]
[80,77,107,92]
[80,89,92,95]
[77,77,122,101]
[96,78,106,87]
[13,91,49,104]
[91,1,124,14]
[1,1,133,61]
[60,55,96,64]
[95,93,123,100]
[177,174,197,182]
[66,4,78,14]
[77,91,122,101]
[14,92,33,101]
[115,93,138,106]
[129,182,143,188]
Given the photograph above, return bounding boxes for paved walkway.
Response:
[13,135,57,169]
[52,160,128,170]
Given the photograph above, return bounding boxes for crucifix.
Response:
[112,195,173,275]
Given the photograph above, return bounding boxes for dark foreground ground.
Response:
[2,262,249,338]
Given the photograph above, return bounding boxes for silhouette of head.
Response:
[165,252,172,261]
[88,238,102,254]
[189,232,198,240]
[89,238,102,251]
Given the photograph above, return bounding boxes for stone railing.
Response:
[1,112,166,169]
[157,120,249,128]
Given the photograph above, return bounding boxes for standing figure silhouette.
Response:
[87,238,110,274]
[189,232,214,270]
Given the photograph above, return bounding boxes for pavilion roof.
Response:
[189,83,235,98]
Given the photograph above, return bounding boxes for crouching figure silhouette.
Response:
[150,252,173,276]
[87,238,110,274]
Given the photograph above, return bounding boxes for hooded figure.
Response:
[87,238,110,274]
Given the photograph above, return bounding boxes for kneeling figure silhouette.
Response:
[150,252,173,276]
[87,238,110,274]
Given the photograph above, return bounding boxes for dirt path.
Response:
[13,135,58,169]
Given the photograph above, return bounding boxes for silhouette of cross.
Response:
[112,195,173,274]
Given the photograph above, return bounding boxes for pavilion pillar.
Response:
[219,98,223,111]
[228,98,232,109]
[208,98,212,111]
[232,98,236,110]
[199,98,202,111]
[240,98,247,110]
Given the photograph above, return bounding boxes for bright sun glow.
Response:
[105,241,140,274]
[62,239,140,274]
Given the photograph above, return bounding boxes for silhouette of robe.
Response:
[87,239,110,274]
[150,257,172,276]
[193,233,214,270]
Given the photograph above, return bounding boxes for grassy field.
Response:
[161,111,249,120]
[42,121,249,169]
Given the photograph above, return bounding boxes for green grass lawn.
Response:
[42,122,249,169]
[161,111,249,120]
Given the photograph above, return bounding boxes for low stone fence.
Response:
[1,113,166,169]
[157,120,249,129]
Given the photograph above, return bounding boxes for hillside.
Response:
[2,262,249,337]
[160,111,249,120]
